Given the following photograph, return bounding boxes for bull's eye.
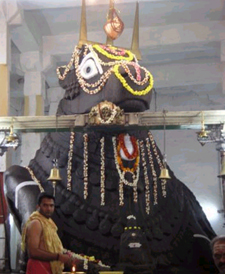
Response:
[79,52,103,80]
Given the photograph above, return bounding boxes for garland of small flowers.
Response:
[121,62,150,85]
[83,133,89,199]
[100,137,105,206]
[56,45,77,80]
[89,44,137,67]
[114,64,154,96]
[116,137,139,173]
[145,137,158,205]
[100,45,126,56]
[112,136,140,205]
[63,249,110,270]
[25,166,44,192]
[118,133,138,160]
[74,46,114,95]
[67,131,75,191]
[139,140,151,214]
[148,131,167,198]
[57,44,154,97]
[93,44,134,61]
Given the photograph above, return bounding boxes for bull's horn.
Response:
[78,0,88,47]
[131,2,141,60]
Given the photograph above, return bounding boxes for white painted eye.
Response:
[79,52,103,80]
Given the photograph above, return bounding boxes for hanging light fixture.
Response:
[159,110,171,180]
[2,118,20,149]
[47,115,62,196]
[196,111,210,146]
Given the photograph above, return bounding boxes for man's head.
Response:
[211,235,225,273]
[37,192,55,219]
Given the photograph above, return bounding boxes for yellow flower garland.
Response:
[93,45,134,61]
[113,64,154,96]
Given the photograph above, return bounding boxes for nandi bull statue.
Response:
[4,1,217,273]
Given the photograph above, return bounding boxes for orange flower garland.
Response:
[117,133,138,160]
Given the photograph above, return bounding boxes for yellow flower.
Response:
[93,45,134,61]
[113,65,154,96]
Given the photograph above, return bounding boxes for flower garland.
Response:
[100,45,126,56]
[118,133,138,160]
[74,46,114,95]
[57,44,154,97]
[116,135,139,173]
[93,44,134,61]
[63,249,110,270]
[121,62,150,85]
[145,137,158,205]
[67,131,75,191]
[148,131,167,198]
[139,140,151,214]
[112,136,140,206]
[100,137,105,206]
[83,133,89,199]
[56,45,77,81]
[25,166,44,192]
[114,64,154,96]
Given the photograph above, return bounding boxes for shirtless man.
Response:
[211,235,225,274]
[21,192,74,274]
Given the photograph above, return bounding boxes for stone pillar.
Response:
[47,87,64,115]
[221,40,225,94]
[216,142,225,217]
[20,51,46,166]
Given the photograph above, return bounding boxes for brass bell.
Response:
[5,125,19,148]
[159,168,171,180]
[47,166,62,196]
[218,160,225,179]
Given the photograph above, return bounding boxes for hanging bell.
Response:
[47,167,62,196]
[159,168,171,180]
[5,125,20,149]
[218,160,225,179]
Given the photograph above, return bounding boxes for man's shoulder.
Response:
[27,218,42,230]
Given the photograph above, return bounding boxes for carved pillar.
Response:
[222,40,225,94]
[47,87,64,115]
[216,142,225,217]
[20,51,46,166]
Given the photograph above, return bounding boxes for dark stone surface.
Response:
[4,44,217,274]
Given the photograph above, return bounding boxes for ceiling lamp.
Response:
[159,110,171,180]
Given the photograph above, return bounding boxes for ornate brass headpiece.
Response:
[88,101,124,125]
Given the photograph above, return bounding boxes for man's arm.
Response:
[26,219,71,263]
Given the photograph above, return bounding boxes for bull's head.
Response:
[57,43,154,115]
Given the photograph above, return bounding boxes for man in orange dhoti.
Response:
[21,192,74,274]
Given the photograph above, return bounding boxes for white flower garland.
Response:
[83,133,89,199]
[100,137,105,206]
[112,136,140,205]
[139,140,151,214]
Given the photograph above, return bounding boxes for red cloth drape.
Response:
[26,259,53,274]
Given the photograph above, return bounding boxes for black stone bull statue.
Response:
[4,43,217,274]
